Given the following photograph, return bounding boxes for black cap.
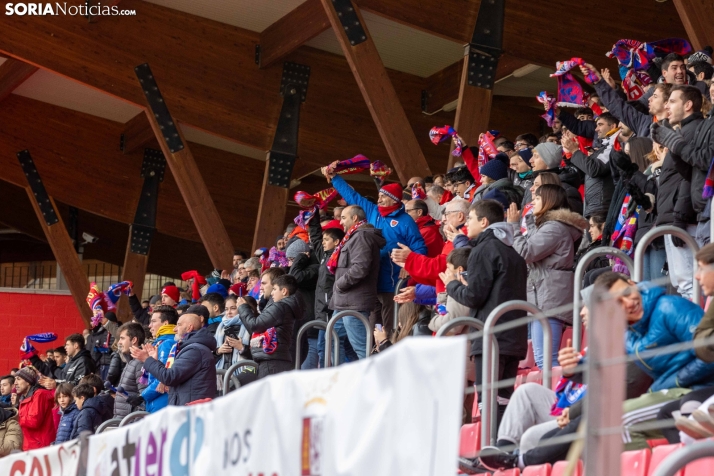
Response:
[184,304,209,322]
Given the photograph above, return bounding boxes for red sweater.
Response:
[416,216,445,258]
[18,387,56,450]
[405,240,454,294]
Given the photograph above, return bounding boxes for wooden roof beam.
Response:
[673,0,714,51]
[0,57,37,103]
[121,112,157,154]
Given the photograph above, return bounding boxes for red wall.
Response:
[0,289,87,373]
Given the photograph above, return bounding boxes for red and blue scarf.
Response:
[20,332,57,360]
[429,125,464,156]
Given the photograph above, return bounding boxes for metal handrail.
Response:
[393,278,407,336]
[482,300,552,447]
[572,246,634,351]
[119,411,149,427]
[223,360,259,395]
[435,316,484,338]
[95,417,122,434]
[325,310,373,367]
[652,440,714,476]
[215,369,238,397]
[295,320,339,370]
[634,225,701,306]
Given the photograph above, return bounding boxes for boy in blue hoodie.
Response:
[141,305,177,413]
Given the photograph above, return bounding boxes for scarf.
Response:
[370,160,392,188]
[610,195,641,275]
[215,315,246,369]
[537,91,557,127]
[520,202,534,235]
[550,351,588,416]
[165,343,177,368]
[105,281,133,310]
[429,125,464,156]
[20,332,57,360]
[378,203,402,217]
[326,155,371,176]
[622,69,654,101]
[156,323,175,337]
[268,246,289,267]
[327,220,366,274]
[411,182,426,200]
[703,157,714,199]
[294,187,336,229]
[181,270,206,302]
[477,130,499,169]
[551,58,596,107]
[463,183,477,203]
[606,38,692,80]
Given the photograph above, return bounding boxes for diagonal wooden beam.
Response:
[672,0,714,52]
[259,0,330,69]
[0,57,37,103]
[320,0,430,183]
[121,112,157,154]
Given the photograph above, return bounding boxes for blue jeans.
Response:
[339,311,370,360]
[317,330,325,368]
[301,337,319,370]
[531,318,564,370]
[642,246,667,284]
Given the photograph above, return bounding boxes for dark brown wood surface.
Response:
[252,159,290,251]
[118,237,149,323]
[673,0,714,51]
[0,57,37,103]
[122,112,158,154]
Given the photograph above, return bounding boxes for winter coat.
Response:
[141,332,175,413]
[54,403,79,444]
[331,175,427,293]
[239,294,304,363]
[107,351,125,386]
[18,385,56,450]
[142,327,217,406]
[328,224,386,312]
[113,355,147,418]
[129,294,151,326]
[428,292,472,335]
[70,397,104,439]
[0,407,22,455]
[558,110,596,140]
[573,238,610,273]
[512,209,587,324]
[673,114,714,219]
[62,349,97,385]
[594,80,652,138]
[307,214,335,322]
[626,283,714,391]
[415,215,445,258]
[446,225,528,357]
[288,253,320,336]
[694,302,714,362]
[570,144,616,218]
[88,325,114,368]
[405,239,454,294]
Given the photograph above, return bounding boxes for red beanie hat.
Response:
[161,285,180,303]
[379,183,403,203]
[322,219,343,230]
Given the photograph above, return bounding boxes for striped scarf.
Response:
[610,195,641,275]
[326,220,366,274]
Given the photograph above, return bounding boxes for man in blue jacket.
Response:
[140,305,177,413]
[322,167,427,336]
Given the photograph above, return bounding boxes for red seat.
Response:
[522,464,551,476]
[621,449,651,476]
[526,370,543,385]
[472,391,480,422]
[459,422,481,459]
[647,439,670,449]
[559,327,573,350]
[494,470,521,476]
[515,372,526,390]
[551,460,582,476]
[551,366,563,388]
[683,457,714,475]
[648,444,683,476]
[519,340,535,369]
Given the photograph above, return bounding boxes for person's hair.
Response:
[593,271,630,290]
[151,305,179,325]
[451,166,475,185]
[447,247,471,270]
[236,295,258,314]
[626,137,654,172]
[411,200,429,216]
[162,281,176,288]
[394,302,422,343]
[272,275,298,296]
[117,322,145,346]
[661,53,685,73]
[199,293,225,313]
[247,269,260,279]
[589,212,607,228]
[79,374,103,396]
[345,205,366,221]
[596,112,617,126]
[574,107,594,118]
[534,184,569,226]
[261,267,286,283]
[243,257,261,270]
[535,172,561,186]
[54,346,67,356]
[515,133,539,147]
[284,223,297,235]
[626,100,650,115]
[498,140,515,151]
[689,61,714,80]
[696,243,714,265]
[55,382,74,406]
[469,199,504,225]
[65,333,85,348]
[72,383,95,400]
[671,85,703,114]
[323,228,345,242]
[0,375,14,386]
[446,197,471,216]
[429,184,445,196]
[654,83,674,101]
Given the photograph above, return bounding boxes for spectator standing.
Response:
[113,323,147,419]
[87,316,114,380]
[286,239,320,368]
[405,199,444,258]
[142,306,177,413]
[61,333,97,386]
[54,383,78,444]
[15,367,56,450]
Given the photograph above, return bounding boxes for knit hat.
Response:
[16,367,38,387]
[483,188,510,210]
[286,239,310,259]
[517,149,533,168]
[104,311,118,323]
[689,49,712,65]
[205,283,228,299]
[184,304,210,322]
[493,152,510,167]
[480,159,508,181]
[534,142,562,169]
[149,295,161,306]
[161,285,180,303]
[379,183,403,203]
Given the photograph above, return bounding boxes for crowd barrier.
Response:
[215,368,238,397]
[652,440,714,476]
[119,411,149,427]
[294,320,339,370]
[95,418,121,434]
[222,360,259,395]
[324,310,373,367]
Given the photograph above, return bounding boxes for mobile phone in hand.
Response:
[375,324,383,331]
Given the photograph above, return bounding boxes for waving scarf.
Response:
[429,125,464,156]
[370,160,392,188]
[610,195,641,275]
[181,270,207,302]
[294,188,337,229]
[550,58,597,108]
[268,246,289,268]
[326,155,371,176]
[477,130,499,169]
[606,38,692,79]
[537,91,557,127]
[622,69,654,101]
[20,333,57,360]
[411,182,426,200]
[326,219,366,274]
[105,281,133,311]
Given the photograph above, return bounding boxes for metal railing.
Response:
[325,310,373,367]
[95,418,122,434]
[393,278,407,336]
[652,440,714,476]
[572,246,634,351]
[435,316,483,338]
[119,411,149,427]
[222,361,259,395]
[295,321,339,370]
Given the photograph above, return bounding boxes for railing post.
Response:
[634,225,700,306]
[572,247,634,351]
[325,310,374,367]
[435,316,484,337]
[295,320,339,370]
[222,360,259,395]
[651,440,714,476]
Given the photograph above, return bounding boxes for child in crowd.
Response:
[53,383,77,444]
[70,383,104,439]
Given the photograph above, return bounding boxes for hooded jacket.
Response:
[113,354,147,418]
[239,293,304,363]
[142,327,217,406]
[671,114,714,219]
[70,396,105,439]
[328,224,387,312]
[62,348,97,385]
[512,209,587,324]
[54,402,79,444]
[331,175,427,293]
[308,213,336,322]
[569,139,617,218]
[626,283,714,391]
[415,215,445,258]
[0,407,21,455]
[18,385,56,450]
[446,225,528,357]
[141,331,175,413]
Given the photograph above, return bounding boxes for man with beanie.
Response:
[472,160,522,205]
[161,284,180,307]
[405,200,444,258]
[531,142,562,172]
[15,367,55,450]
[510,149,534,193]
[323,165,426,336]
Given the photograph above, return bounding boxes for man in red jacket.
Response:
[15,367,56,450]
[405,199,444,258]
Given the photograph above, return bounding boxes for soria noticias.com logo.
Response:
[5,3,136,16]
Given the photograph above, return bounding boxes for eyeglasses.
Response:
[515,142,529,150]
[443,210,459,216]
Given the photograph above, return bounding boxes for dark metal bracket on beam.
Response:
[268,62,310,188]
[329,0,367,46]
[467,0,505,89]
[129,148,166,255]
[16,150,59,226]
[134,63,185,154]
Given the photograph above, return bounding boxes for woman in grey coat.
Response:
[508,184,587,369]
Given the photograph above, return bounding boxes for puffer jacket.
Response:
[331,175,427,293]
[674,114,714,219]
[239,293,304,363]
[113,354,147,418]
[18,385,56,450]
[0,407,22,455]
[87,325,114,368]
[569,142,616,218]
[141,331,175,413]
[54,402,79,444]
[70,396,105,439]
[512,209,587,324]
[626,283,714,391]
[106,351,124,386]
[142,327,217,406]
[329,224,386,312]
[308,213,335,322]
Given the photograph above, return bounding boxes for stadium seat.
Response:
[472,392,480,422]
[621,449,651,476]
[647,444,683,476]
[683,457,714,475]
[519,341,535,369]
[551,366,563,388]
[522,464,552,476]
[551,460,582,476]
[560,327,573,350]
[494,469,521,476]
[459,422,481,459]
[515,372,526,390]
[526,370,543,385]
[647,439,670,449]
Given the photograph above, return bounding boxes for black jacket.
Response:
[570,145,616,218]
[308,215,336,322]
[87,325,114,368]
[446,228,528,358]
[70,396,105,439]
[106,351,125,386]
[62,349,97,385]
[129,294,151,326]
[239,294,304,363]
[675,114,714,219]
[142,327,217,406]
[289,253,320,337]
[29,355,64,380]
[603,169,656,245]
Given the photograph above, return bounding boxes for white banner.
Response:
[87,337,466,476]
[0,439,80,476]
